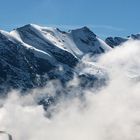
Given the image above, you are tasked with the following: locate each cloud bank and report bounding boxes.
[0,40,140,140]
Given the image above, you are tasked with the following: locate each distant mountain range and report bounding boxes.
[0,24,139,95]
[105,34,140,47]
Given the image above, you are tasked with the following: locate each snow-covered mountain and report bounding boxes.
[1,23,140,96]
[0,24,110,94]
[1,23,140,111]
[11,24,111,58]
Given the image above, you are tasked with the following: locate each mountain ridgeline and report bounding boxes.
[0,24,139,95]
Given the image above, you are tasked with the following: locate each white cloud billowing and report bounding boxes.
[0,40,140,140]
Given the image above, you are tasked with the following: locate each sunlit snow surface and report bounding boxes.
[10,24,111,58]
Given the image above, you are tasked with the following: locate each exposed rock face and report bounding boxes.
[0,24,110,94]
[105,37,128,48]
[1,24,139,110]
[105,34,140,47]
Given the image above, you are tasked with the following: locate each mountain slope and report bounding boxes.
[11,24,111,58]
[0,24,110,94]
[105,33,140,47]
[0,30,56,93]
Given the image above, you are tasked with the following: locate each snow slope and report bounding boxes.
[11,24,111,58]
[0,24,111,93]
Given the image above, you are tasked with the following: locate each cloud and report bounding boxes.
[0,40,140,140]
[43,24,124,32]
[92,25,124,31]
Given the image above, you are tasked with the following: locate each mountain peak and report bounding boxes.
[80,26,93,32]
[129,34,140,40]
[105,33,140,47]
[0,23,113,93]
[9,23,111,58]
[68,26,96,36]
[16,23,41,31]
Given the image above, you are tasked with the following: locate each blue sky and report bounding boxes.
[0,0,140,38]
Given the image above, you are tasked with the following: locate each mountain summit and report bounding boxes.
[0,24,139,94]
[0,24,111,93]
